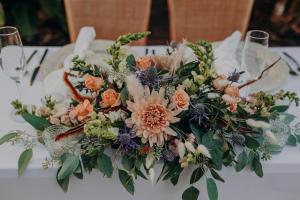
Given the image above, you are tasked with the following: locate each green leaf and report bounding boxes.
[252,157,263,177]
[126,54,136,71]
[210,169,224,183]
[170,174,180,186]
[245,135,260,149]
[190,167,204,184]
[56,167,69,193]
[73,162,83,180]
[118,169,134,195]
[296,135,300,143]
[235,151,248,172]
[18,148,33,176]
[270,105,289,112]
[287,134,297,146]
[0,132,18,145]
[136,169,148,180]
[207,178,218,200]
[237,104,248,116]
[190,122,202,143]
[210,148,223,170]
[97,153,113,178]
[182,186,199,200]
[282,113,296,124]
[21,113,51,131]
[122,154,135,171]
[58,155,79,180]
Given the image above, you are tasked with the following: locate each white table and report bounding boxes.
[0,46,300,200]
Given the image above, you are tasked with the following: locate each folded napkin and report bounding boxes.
[63,27,96,72]
[213,31,241,76]
[44,27,96,100]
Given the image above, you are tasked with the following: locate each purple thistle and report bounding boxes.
[190,103,208,125]
[117,127,139,152]
[163,150,176,162]
[227,69,245,83]
[135,66,174,89]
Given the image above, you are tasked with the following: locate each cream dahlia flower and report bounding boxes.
[125,81,181,146]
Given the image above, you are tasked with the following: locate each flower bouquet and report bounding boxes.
[2,32,300,200]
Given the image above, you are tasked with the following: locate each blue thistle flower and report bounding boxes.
[135,66,174,89]
[190,103,208,125]
[117,127,139,152]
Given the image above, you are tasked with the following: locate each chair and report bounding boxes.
[167,0,254,42]
[64,0,152,45]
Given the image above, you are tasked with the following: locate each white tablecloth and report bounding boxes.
[0,46,300,200]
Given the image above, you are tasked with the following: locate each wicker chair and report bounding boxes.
[167,0,254,42]
[64,0,152,45]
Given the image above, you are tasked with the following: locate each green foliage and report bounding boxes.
[207,178,218,200]
[107,32,150,70]
[18,148,33,176]
[118,169,134,195]
[21,113,51,131]
[56,166,70,193]
[182,186,199,200]
[97,153,113,177]
[235,151,248,172]
[57,154,80,180]
[0,132,18,145]
[190,167,204,184]
[287,134,297,146]
[210,169,224,183]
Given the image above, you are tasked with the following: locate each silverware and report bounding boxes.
[145,48,149,55]
[283,51,300,71]
[30,48,49,86]
[24,50,38,75]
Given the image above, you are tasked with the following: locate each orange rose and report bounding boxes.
[100,89,121,108]
[136,57,152,70]
[84,75,104,91]
[172,89,190,110]
[69,99,93,121]
[225,85,240,98]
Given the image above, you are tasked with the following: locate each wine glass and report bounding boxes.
[0,26,26,122]
[241,30,269,96]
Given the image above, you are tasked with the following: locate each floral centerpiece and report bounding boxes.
[2,32,300,200]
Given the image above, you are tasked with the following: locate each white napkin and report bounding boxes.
[63,27,96,72]
[213,31,241,76]
[43,27,96,100]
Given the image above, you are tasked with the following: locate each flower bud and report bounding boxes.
[185,141,196,153]
[177,142,186,159]
[196,144,211,158]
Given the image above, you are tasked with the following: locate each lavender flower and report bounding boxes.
[190,103,208,125]
[117,127,139,152]
[135,66,174,89]
[163,150,176,162]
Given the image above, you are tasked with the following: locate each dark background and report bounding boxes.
[0,0,299,46]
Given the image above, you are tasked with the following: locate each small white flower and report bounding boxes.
[51,104,68,118]
[196,144,211,158]
[185,141,196,153]
[222,94,235,104]
[246,119,271,129]
[177,142,186,159]
[107,127,119,137]
[97,112,106,121]
[105,110,126,123]
[207,93,220,99]
[149,168,155,185]
[265,130,278,145]
[146,153,155,169]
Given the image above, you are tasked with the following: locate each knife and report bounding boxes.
[283,51,300,71]
[24,49,38,75]
[30,48,48,86]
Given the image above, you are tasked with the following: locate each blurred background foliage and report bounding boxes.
[0,0,299,46]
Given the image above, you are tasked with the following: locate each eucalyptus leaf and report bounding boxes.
[244,135,260,149]
[210,169,224,183]
[270,105,289,113]
[0,132,18,145]
[182,186,199,200]
[118,169,134,195]
[56,167,70,193]
[235,151,248,172]
[252,157,263,177]
[286,134,297,146]
[190,167,204,184]
[58,155,79,180]
[190,122,202,143]
[207,178,218,200]
[21,113,51,131]
[122,154,135,171]
[18,148,33,176]
[97,153,113,177]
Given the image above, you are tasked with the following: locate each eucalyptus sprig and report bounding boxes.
[107,32,150,70]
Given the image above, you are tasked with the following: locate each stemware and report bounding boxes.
[0,26,26,122]
[241,30,269,95]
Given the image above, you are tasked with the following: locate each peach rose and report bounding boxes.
[136,57,152,70]
[225,85,240,98]
[100,89,121,108]
[172,89,190,110]
[213,75,229,90]
[228,102,237,112]
[84,75,104,91]
[69,99,93,121]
